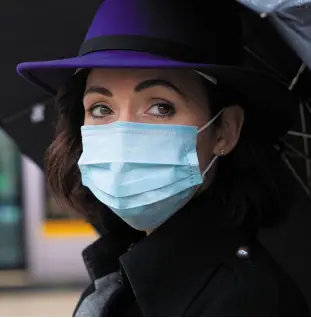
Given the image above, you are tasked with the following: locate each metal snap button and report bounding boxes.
[236,246,250,260]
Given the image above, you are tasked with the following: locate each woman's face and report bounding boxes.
[83,68,243,174]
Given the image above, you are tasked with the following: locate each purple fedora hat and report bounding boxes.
[17,0,298,139]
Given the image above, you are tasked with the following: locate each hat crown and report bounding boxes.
[82,0,242,65]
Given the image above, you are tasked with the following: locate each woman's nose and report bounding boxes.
[118,104,138,122]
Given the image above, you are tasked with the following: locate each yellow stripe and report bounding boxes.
[42,219,97,237]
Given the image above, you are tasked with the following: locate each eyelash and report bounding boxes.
[149,103,176,119]
[87,104,112,120]
[87,103,176,120]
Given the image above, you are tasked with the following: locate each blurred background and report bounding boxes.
[0,128,98,316]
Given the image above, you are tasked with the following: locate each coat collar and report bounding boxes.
[83,193,254,316]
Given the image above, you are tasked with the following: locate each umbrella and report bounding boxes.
[1,99,55,170]
[238,0,311,70]
[235,0,311,197]
[0,0,102,168]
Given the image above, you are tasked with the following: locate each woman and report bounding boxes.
[17,0,309,316]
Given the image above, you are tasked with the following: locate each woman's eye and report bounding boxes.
[147,103,175,118]
[89,104,112,118]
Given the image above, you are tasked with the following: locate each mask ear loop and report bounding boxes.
[198,108,226,178]
[198,108,226,134]
[192,155,219,197]
[190,127,222,198]
[202,155,219,178]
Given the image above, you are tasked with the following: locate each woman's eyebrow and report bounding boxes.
[84,86,112,98]
[134,78,187,98]
[83,78,187,99]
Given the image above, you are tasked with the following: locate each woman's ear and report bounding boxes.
[213,105,244,156]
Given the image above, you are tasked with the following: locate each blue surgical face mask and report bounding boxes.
[78,109,224,231]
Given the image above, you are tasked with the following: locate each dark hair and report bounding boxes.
[201,79,293,230]
[45,69,293,236]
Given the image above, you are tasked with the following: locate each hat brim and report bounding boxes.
[17,50,298,140]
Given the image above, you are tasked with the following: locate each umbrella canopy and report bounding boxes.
[237,0,311,196]
[0,0,102,168]
[239,0,311,71]
[1,99,54,170]
[0,0,102,123]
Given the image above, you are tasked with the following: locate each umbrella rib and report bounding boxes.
[305,102,311,115]
[281,153,311,197]
[289,63,306,91]
[299,101,311,185]
[281,139,311,162]
[1,101,48,125]
[1,106,33,125]
[287,131,311,139]
[243,45,288,84]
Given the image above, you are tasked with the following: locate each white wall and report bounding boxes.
[22,157,97,284]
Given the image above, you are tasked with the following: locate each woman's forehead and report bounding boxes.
[85,68,199,87]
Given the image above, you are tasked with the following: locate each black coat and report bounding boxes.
[73,196,309,317]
